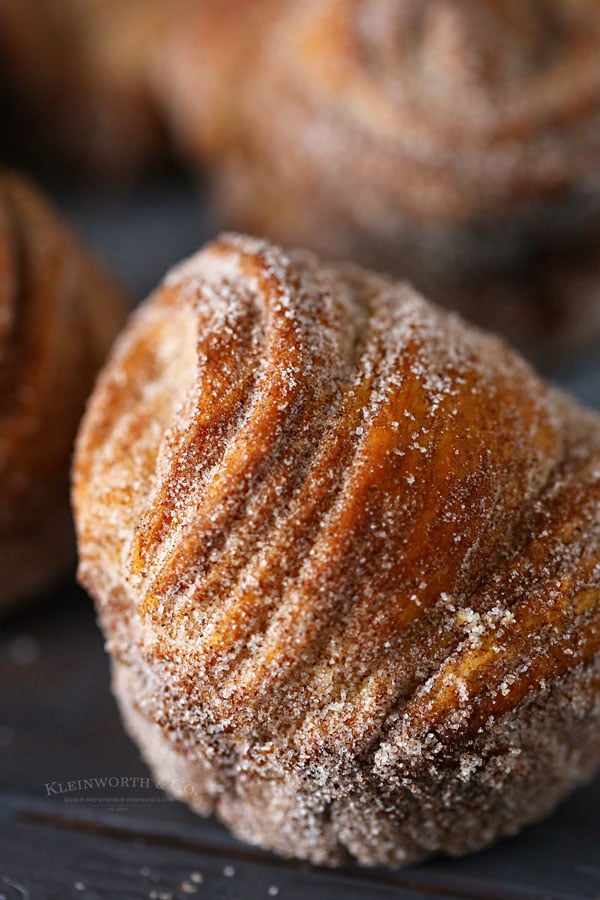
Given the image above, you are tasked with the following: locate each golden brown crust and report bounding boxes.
[158,0,600,357]
[0,171,126,612]
[74,234,600,866]
[0,0,189,177]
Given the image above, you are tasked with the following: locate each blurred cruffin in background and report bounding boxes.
[0,0,193,179]
[1,0,600,359]
[156,0,600,361]
[0,169,127,614]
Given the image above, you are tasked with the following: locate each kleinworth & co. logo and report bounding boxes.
[43,775,196,812]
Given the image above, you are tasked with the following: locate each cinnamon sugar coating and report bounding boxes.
[0,171,126,613]
[157,0,600,357]
[74,234,600,866]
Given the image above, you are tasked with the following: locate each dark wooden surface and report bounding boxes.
[1,181,600,900]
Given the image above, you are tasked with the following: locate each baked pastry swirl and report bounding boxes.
[158,0,600,357]
[74,234,600,867]
[1,171,126,613]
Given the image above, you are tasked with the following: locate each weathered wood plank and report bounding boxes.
[0,793,582,900]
